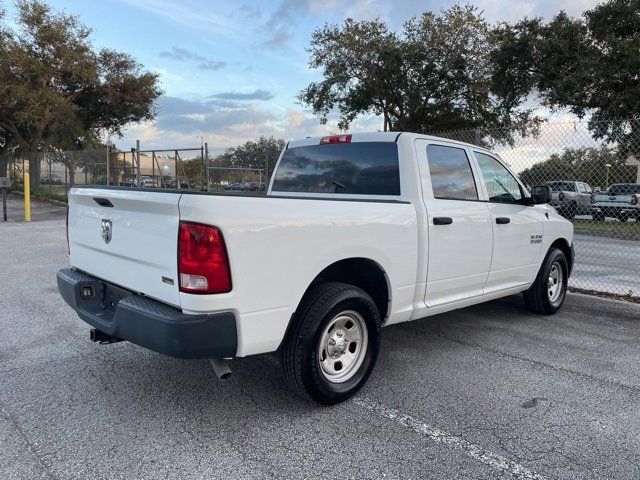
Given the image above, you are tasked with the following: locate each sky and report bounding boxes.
[6,0,604,155]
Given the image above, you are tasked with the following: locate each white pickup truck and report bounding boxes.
[57,132,574,404]
[591,183,640,221]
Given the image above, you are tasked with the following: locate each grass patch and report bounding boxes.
[572,218,640,240]
[11,188,68,203]
[32,189,68,203]
[569,287,640,304]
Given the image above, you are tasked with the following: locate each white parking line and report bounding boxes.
[353,397,545,480]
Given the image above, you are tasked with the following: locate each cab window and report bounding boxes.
[271,142,400,195]
[475,152,523,203]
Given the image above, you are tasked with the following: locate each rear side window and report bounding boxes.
[547,181,576,192]
[426,145,478,200]
[271,142,400,195]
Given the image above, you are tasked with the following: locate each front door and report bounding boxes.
[472,151,544,293]
[416,141,493,307]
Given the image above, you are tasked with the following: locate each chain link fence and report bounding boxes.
[0,149,110,201]
[432,119,640,300]
[0,143,271,197]
[0,145,210,199]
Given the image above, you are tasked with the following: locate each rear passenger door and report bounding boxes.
[472,152,544,293]
[416,141,493,307]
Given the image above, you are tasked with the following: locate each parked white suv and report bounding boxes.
[57,132,574,404]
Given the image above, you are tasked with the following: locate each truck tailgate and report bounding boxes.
[68,188,182,307]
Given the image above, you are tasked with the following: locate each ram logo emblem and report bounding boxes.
[101,219,112,244]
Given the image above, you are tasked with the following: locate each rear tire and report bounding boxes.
[593,211,605,221]
[523,248,568,315]
[563,202,577,220]
[281,282,381,405]
[616,212,629,223]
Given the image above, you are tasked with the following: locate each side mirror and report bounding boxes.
[530,185,552,205]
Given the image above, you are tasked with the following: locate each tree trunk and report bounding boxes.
[67,162,75,187]
[29,152,42,191]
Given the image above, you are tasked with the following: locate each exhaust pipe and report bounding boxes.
[209,358,232,380]
[90,328,123,344]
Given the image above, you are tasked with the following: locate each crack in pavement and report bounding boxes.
[0,404,59,480]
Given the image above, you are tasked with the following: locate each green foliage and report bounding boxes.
[519,147,636,188]
[210,136,285,183]
[0,0,161,185]
[298,5,540,144]
[493,0,640,154]
[180,157,205,184]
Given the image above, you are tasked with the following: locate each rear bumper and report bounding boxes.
[591,206,637,216]
[56,268,237,359]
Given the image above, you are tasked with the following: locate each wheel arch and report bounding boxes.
[549,237,574,276]
[305,257,390,320]
[277,257,391,351]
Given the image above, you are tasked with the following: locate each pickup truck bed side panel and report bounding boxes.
[178,195,418,356]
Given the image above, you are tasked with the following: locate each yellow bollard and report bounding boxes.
[24,172,31,222]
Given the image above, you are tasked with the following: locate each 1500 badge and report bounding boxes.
[530,234,543,244]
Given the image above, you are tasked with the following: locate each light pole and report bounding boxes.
[106,139,113,186]
[605,163,611,190]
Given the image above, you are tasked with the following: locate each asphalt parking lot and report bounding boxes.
[2,201,640,479]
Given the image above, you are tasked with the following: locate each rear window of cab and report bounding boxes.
[271,142,400,195]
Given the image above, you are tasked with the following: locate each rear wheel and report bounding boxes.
[523,248,568,315]
[593,211,605,221]
[616,212,630,222]
[559,205,575,220]
[281,282,381,405]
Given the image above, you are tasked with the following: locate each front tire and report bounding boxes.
[281,282,381,405]
[523,248,568,315]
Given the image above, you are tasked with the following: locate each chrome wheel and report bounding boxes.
[547,261,564,304]
[318,310,368,383]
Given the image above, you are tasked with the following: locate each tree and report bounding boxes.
[180,157,205,185]
[298,5,539,144]
[519,147,636,189]
[210,136,285,184]
[493,0,640,155]
[0,0,161,187]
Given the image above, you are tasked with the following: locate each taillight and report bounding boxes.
[178,222,231,294]
[632,194,638,206]
[558,192,565,201]
[66,206,70,254]
[320,134,352,144]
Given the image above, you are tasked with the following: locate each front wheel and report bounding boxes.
[523,248,568,315]
[281,282,381,405]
